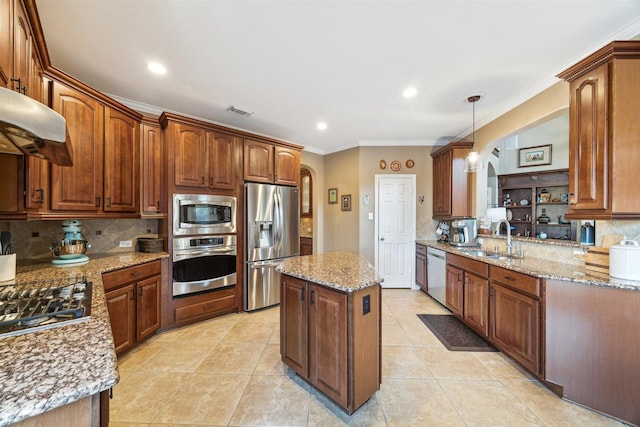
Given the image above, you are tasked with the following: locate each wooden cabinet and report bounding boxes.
[280,274,380,414]
[0,153,23,214]
[498,169,576,241]
[5,0,40,95]
[141,120,165,215]
[300,168,312,217]
[430,141,473,219]
[173,287,236,325]
[415,243,428,293]
[48,80,141,215]
[300,237,312,256]
[172,122,238,190]
[103,260,162,355]
[558,40,640,219]
[104,106,139,212]
[445,265,463,317]
[464,272,489,337]
[0,0,12,88]
[244,139,300,186]
[50,81,104,212]
[489,266,541,376]
[447,253,489,337]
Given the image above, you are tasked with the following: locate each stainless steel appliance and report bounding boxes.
[245,183,299,311]
[0,276,92,338]
[449,218,478,247]
[427,247,447,306]
[172,235,237,297]
[0,86,73,166]
[173,194,236,236]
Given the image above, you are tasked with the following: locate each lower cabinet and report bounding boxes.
[415,243,428,293]
[280,274,380,414]
[103,260,162,355]
[463,272,489,337]
[489,266,541,376]
[300,237,313,256]
[445,265,463,317]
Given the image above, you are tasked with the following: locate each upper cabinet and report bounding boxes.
[164,115,241,192]
[2,0,41,96]
[431,141,473,219]
[558,41,640,219]
[140,119,165,216]
[244,139,300,186]
[104,106,139,213]
[300,168,312,217]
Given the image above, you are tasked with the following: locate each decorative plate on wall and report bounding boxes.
[406,159,415,169]
[390,160,401,172]
[379,160,386,170]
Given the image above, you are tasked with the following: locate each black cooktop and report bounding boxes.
[0,277,92,338]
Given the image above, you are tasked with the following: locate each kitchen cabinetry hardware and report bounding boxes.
[300,288,305,301]
[11,77,22,93]
[96,197,101,207]
[310,289,315,304]
[34,189,44,203]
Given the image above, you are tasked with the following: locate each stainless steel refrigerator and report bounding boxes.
[245,183,299,311]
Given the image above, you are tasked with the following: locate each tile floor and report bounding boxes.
[110,289,625,427]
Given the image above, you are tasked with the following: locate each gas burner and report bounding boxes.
[0,276,92,338]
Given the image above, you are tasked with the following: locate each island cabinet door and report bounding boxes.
[309,284,348,409]
[105,284,136,354]
[280,275,308,377]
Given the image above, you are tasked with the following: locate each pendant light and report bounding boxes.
[464,95,483,173]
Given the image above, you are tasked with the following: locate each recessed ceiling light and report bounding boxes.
[147,62,166,75]
[316,122,327,130]
[403,86,417,98]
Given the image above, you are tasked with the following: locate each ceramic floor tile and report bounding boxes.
[222,320,278,343]
[396,315,448,347]
[381,321,412,346]
[139,342,214,373]
[196,341,266,374]
[502,380,626,426]
[116,338,167,372]
[228,374,311,426]
[377,378,465,427]
[307,388,387,427]
[110,371,191,423]
[439,379,545,426]
[153,373,251,425]
[253,343,291,375]
[382,345,434,378]
[239,306,280,323]
[416,346,495,380]
[473,351,535,380]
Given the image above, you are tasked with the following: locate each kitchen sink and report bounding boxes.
[459,248,510,260]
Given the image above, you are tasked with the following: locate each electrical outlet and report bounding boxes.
[119,240,132,248]
[368,212,374,220]
[362,295,370,315]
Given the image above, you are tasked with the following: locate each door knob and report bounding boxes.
[380,237,385,241]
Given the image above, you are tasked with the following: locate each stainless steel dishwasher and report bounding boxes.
[426,247,446,306]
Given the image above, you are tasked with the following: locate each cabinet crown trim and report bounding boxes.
[557,40,640,81]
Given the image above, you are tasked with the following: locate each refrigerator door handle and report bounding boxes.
[249,261,281,269]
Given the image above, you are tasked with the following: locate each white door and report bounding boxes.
[375,175,416,288]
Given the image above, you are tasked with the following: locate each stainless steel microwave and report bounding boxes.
[173,194,237,236]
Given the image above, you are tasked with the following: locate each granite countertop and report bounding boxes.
[416,240,640,292]
[0,252,168,426]
[278,252,383,292]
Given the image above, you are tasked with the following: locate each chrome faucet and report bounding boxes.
[495,219,513,255]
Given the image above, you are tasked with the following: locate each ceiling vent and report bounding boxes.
[225,105,254,117]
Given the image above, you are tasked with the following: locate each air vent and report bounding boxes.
[225,105,254,117]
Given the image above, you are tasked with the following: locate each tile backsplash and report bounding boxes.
[4,219,160,260]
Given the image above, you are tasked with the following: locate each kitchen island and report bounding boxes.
[278,252,382,414]
[417,240,639,426]
[0,252,167,426]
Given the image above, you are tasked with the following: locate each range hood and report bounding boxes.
[0,86,73,166]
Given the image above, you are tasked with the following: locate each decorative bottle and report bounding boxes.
[537,208,550,224]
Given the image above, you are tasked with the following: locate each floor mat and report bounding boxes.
[417,314,498,352]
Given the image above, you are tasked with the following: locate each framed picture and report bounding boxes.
[518,144,552,167]
[328,188,338,204]
[341,194,351,211]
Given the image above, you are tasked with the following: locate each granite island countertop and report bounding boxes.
[0,252,168,426]
[416,240,640,292]
[278,252,383,292]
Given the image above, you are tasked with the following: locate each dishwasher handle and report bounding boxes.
[427,252,445,260]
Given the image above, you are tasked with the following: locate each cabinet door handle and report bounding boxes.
[96,197,101,207]
[129,289,135,300]
[33,189,44,203]
[156,200,160,209]
[22,86,27,96]
[300,288,305,301]
[11,77,22,93]
[201,176,205,185]
[310,290,315,305]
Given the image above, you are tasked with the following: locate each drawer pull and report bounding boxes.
[131,271,143,277]
[504,276,516,281]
